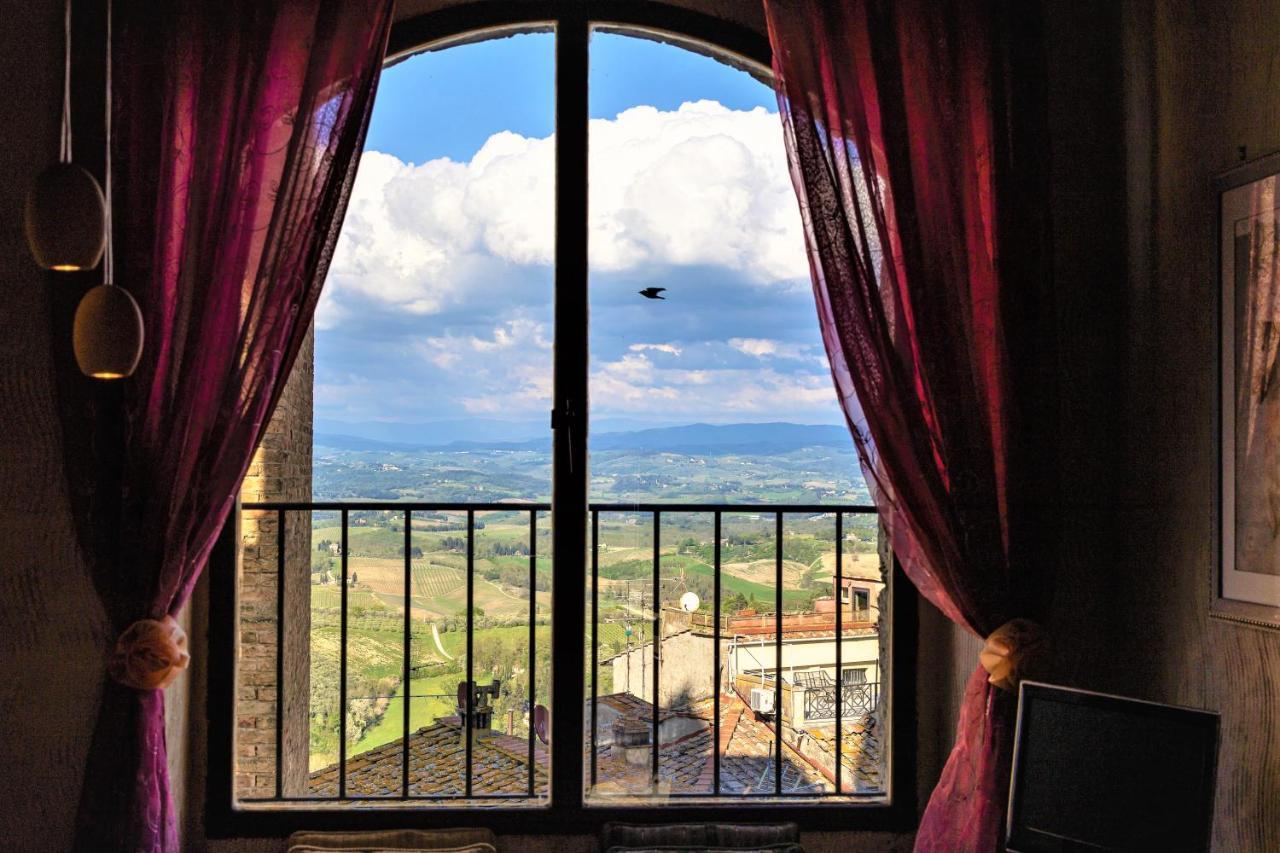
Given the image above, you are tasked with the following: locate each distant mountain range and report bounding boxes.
[315,421,852,455]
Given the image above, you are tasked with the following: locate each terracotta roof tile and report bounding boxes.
[309,698,881,801]
[588,694,833,796]
[309,718,547,800]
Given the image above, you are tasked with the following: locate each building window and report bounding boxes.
[843,668,868,685]
[216,4,909,832]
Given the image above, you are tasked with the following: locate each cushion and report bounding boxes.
[602,823,711,848]
[601,822,803,852]
[289,847,494,853]
[286,828,496,852]
[711,824,800,846]
[603,846,804,853]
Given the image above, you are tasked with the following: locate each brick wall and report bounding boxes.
[236,327,314,799]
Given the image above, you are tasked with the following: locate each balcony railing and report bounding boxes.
[239,500,879,804]
[801,680,880,723]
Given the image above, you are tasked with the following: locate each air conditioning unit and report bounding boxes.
[749,687,775,714]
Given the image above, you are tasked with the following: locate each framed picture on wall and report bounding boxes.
[1216,153,1280,629]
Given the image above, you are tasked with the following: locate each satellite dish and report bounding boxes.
[680,591,700,613]
[533,704,550,745]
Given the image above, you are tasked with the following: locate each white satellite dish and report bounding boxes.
[679,591,700,613]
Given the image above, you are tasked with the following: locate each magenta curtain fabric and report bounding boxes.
[63,2,392,850]
[764,1,1052,850]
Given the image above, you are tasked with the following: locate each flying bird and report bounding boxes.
[638,287,667,300]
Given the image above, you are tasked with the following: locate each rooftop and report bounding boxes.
[307,692,882,799]
[309,717,548,799]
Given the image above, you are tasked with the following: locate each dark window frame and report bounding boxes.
[206,0,918,838]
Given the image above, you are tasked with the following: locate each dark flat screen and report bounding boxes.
[1007,683,1219,853]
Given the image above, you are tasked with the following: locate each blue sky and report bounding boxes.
[317,31,843,437]
[368,33,777,162]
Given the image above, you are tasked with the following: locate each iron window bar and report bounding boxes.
[651,510,661,790]
[275,509,285,799]
[465,509,475,798]
[590,509,599,790]
[712,510,721,796]
[339,507,349,799]
[402,509,411,798]
[528,510,538,798]
[835,510,842,793]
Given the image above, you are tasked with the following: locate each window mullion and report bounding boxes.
[550,10,590,814]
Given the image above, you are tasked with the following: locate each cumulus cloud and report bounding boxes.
[317,100,807,328]
[313,100,848,428]
[587,102,806,283]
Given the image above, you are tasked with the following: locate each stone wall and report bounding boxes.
[236,326,315,798]
[611,631,716,707]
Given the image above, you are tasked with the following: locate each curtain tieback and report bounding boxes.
[979,618,1046,692]
[108,614,190,691]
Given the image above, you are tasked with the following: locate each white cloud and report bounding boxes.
[313,100,848,427]
[468,318,551,352]
[588,101,805,283]
[731,337,779,357]
[416,317,550,368]
[629,342,682,356]
[459,360,555,415]
[318,101,807,326]
[583,350,834,419]
[728,337,812,360]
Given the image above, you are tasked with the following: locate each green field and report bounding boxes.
[307,577,554,770]
[596,551,819,612]
[413,560,465,598]
[298,439,877,773]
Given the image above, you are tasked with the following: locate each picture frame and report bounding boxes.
[1215,152,1280,629]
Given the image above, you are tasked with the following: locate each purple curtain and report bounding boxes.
[62,2,392,849]
[764,1,1052,850]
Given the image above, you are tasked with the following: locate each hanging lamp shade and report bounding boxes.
[73,284,144,379]
[25,162,106,271]
[28,0,106,272]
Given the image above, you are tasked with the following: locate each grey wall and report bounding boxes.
[1108,2,1280,848]
[0,1,107,850]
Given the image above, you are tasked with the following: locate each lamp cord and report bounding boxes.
[60,0,71,163]
[103,0,113,285]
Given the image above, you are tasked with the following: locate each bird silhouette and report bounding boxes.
[638,287,667,300]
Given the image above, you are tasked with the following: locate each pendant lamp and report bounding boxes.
[25,0,106,272]
[73,0,143,381]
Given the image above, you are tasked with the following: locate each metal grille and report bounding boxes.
[238,501,880,803]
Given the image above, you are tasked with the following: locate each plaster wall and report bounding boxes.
[0,2,108,851]
[1101,2,1280,848]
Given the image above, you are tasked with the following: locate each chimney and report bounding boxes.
[505,709,515,736]
[457,679,502,731]
[611,717,652,767]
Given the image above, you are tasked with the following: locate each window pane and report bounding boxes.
[584,29,885,805]
[234,29,554,808]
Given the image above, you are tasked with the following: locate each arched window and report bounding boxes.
[216,3,911,835]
